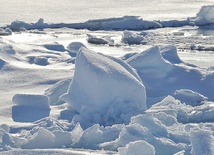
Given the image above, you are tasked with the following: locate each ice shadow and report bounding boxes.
[12,105,50,122]
[12,94,50,122]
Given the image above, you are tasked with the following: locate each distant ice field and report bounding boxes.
[0,0,213,26]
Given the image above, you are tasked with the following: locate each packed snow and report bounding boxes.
[1,3,214,155]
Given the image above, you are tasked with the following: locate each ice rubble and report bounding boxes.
[2,5,214,154]
[1,43,214,154]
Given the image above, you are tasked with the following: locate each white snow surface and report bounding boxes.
[1,4,214,155]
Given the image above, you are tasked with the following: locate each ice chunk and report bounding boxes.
[0,124,9,133]
[87,34,114,45]
[21,127,55,149]
[174,89,208,106]
[130,114,168,137]
[52,131,72,147]
[61,47,146,125]
[67,42,86,57]
[118,140,155,155]
[43,43,65,52]
[12,94,50,109]
[34,57,49,66]
[121,31,147,45]
[195,5,214,25]
[70,123,83,144]
[126,46,172,78]
[0,28,12,35]
[44,78,71,105]
[12,94,50,122]
[160,45,182,64]
[8,18,48,31]
[190,128,214,155]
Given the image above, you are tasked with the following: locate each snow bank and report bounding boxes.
[12,94,50,122]
[61,47,146,126]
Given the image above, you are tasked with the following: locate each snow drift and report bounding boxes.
[61,47,147,127]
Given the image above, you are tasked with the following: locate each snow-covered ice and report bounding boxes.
[1,2,214,155]
[60,47,146,127]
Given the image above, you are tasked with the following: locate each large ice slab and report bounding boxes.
[61,47,146,126]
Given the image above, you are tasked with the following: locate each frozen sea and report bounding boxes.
[1,1,214,155]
